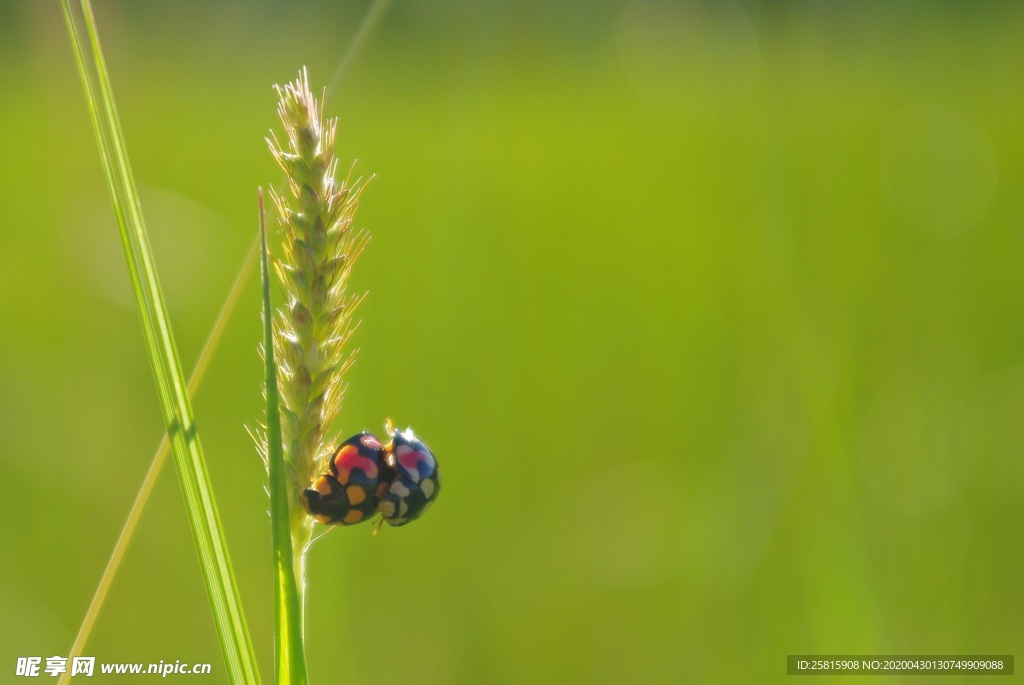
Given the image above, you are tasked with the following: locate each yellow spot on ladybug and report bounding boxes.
[420,478,435,500]
[335,468,351,485]
[336,444,359,459]
[347,485,366,505]
[314,514,331,524]
[313,476,333,497]
[343,509,363,524]
[380,501,396,517]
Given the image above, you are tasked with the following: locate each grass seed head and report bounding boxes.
[267,67,370,545]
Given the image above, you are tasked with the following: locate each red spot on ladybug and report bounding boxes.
[397,447,426,474]
[334,445,379,480]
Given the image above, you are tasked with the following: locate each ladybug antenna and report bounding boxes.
[382,417,397,456]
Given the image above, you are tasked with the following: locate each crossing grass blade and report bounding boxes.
[326,0,392,97]
[60,1,262,683]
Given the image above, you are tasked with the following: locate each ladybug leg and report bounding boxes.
[371,514,386,537]
[310,526,333,545]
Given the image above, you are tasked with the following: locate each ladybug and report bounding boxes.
[377,419,441,527]
[301,432,384,525]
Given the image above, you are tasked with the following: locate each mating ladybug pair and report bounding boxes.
[301,419,440,529]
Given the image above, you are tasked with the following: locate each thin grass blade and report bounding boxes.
[326,0,391,98]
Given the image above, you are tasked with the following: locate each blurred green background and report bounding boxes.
[2,1,1024,682]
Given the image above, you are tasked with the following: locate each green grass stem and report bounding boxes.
[260,189,309,685]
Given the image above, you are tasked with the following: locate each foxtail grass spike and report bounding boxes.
[266,67,371,583]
